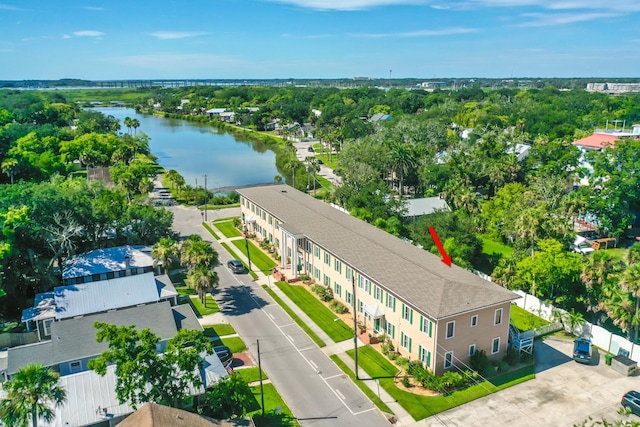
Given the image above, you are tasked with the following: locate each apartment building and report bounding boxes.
[238,185,518,375]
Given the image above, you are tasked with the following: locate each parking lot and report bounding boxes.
[422,336,640,426]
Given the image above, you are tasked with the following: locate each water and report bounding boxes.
[95,107,279,190]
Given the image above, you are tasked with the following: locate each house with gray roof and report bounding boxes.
[21,272,178,340]
[403,196,451,218]
[238,184,518,375]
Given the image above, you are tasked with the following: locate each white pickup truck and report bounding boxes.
[573,235,595,254]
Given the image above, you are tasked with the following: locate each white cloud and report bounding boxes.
[73,30,105,37]
[351,27,478,37]
[513,11,619,27]
[147,31,210,40]
[264,0,428,11]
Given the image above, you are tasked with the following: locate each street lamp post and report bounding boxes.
[203,174,208,222]
[244,225,252,271]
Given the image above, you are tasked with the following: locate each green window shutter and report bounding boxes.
[427,350,431,367]
[392,324,395,339]
[419,316,423,331]
[410,310,413,324]
[402,303,405,318]
[418,345,423,360]
[409,338,412,353]
[429,320,433,337]
[393,298,396,311]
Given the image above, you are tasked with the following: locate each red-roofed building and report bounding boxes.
[572,133,619,151]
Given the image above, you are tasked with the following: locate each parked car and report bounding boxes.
[315,159,323,165]
[307,146,314,152]
[213,345,233,368]
[572,235,595,255]
[227,259,245,274]
[622,391,640,416]
[573,337,593,364]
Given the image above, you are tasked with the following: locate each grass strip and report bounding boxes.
[250,383,300,427]
[213,216,238,223]
[261,285,326,348]
[188,295,220,316]
[232,239,277,274]
[510,304,549,332]
[202,222,220,240]
[210,336,247,353]
[330,355,393,414]
[275,281,353,343]
[235,366,269,384]
[202,323,236,337]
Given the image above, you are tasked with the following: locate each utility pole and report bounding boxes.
[352,274,359,380]
[257,339,265,417]
[195,178,198,206]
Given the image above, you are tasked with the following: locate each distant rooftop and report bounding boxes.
[403,197,450,217]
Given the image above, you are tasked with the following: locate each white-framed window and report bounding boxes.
[334,282,342,297]
[314,245,320,258]
[494,308,503,325]
[324,252,331,265]
[444,351,454,369]
[363,278,371,294]
[471,314,478,327]
[323,274,330,286]
[446,321,455,339]
[469,344,476,357]
[69,360,82,373]
[418,345,431,367]
[373,285,383,302]
[386,294,396,311]
[420,316,433,337]
[358,300,364,314]
[43,318,53,336]
[314,267,320,280]
[400,332,412,351]
[492,337,501,354]
[306,241,312,252]
[402,304,413,324]
[346,266,353,280]
[385,321,395,339]
[345,291,353,306]
[334,259,342,273]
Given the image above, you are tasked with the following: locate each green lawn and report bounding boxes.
[330,355,393,414]
[209,336,247,353]
[215,220,243,238]
[605,247,628,261]
[348,345,535,420]
[250,383,299,427]
[187,295,220,316]
[232,239,277,274]
[202,323,236,338]
[479,234,514,257]
[262,285,326,347]
[275,281,353,343]
[235,367,268,384]
[175,286,196,297]
[510,304,549,332]
[213,216,238,223]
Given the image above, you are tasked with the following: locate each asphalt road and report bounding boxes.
[169,205,390,427]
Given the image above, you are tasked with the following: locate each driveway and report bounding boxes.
[421,336,639,426]
[293,140,341,186]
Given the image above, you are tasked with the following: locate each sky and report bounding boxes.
[0,0,639,80]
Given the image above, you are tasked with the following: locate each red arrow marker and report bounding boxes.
[428,226,452,267]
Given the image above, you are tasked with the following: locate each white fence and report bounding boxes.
[512,290,640,363]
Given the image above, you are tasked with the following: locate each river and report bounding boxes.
[95,107,279,191]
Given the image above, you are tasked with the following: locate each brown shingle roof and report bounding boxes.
[238,185,518,319]
[117,402,251,427]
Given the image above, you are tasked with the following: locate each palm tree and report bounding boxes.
[514,207,542,256]
[388,142,416,196]
[131,118,140,135]
[626,243,640,266]
[600,287,636,340]
[620,263,640,342]
[0,364,66,427]
[1,157,18,184]
[152,237,179,275]
[180,235,219,272]
[580,250,622,314]
[123,117,133,135]
[274,175,283,184]
[186,265,219,306]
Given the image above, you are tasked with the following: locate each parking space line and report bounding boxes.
[335,389,346,400]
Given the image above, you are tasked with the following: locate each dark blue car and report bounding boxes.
[573,338,592,364]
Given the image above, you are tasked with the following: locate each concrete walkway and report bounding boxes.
[207,219,416,426]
